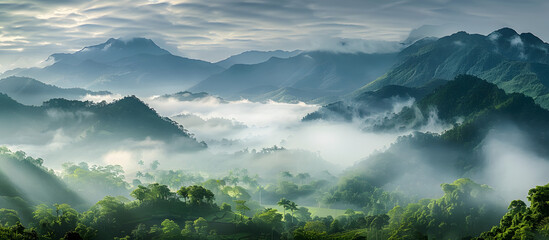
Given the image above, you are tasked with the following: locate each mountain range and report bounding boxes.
[0,76,110,106]
[1,38,224,95]
[190,51,398,103]
[215,50,302,68]
[357,28,549,108]
[2,27,549,108]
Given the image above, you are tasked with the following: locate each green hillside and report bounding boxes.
[358,28,549,109]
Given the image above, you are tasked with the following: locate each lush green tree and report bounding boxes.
[476,183,549,239]
[180,221,195,238]
[75,223,96,240]
[0,222,38,240]
[234,200,250,222]
[53,204,79,237]
[187,186,214,205]
[61,163,129,203]
[148,183,173,200]
[130,185,150,202]
[32,204,55,236]
[193,217,208,236]
[294,207,312,222]
[131,223,148,240]
[288,201,298,223]
[277,198,291,219]
[160,219,181,240]
[253,208,283,231]
[221,203,232,212]
[387,178,503,240]
[177,186,189,203]
[303,221,327,233]
[293,227,327,240]
[80,196,126,238]
[0,209,20,226]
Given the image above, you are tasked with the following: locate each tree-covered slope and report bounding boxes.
[0,76,110,106]
[381,75,549,147]
[476,183,549,239]
[0,148,84,223]
[358,28,549,109]
[303,81,442,122]
[331,75,549,214]
[0,94,205,148]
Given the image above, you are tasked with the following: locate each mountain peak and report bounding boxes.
[488,27,519,40]
[78,37,170,55]
[51,37,171,64]
[495,27,518,36]
[520,32,544,45]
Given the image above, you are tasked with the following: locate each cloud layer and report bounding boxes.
[0,0,548,72]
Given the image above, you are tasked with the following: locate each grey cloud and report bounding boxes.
[0,0,548,72]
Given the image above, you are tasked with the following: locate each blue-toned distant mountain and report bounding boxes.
[0,76,110,105]
[1,38,224,95]
[358,28,549,108]
[215,50,302,68]
[190,51,398,103]
[153,90,226,103]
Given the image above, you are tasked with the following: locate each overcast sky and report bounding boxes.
[0,0,548,72]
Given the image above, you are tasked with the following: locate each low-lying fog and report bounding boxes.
[6,92,548,203]
[5,93,420,178]
[146,95,404,167]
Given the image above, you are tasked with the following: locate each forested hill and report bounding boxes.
[382,75,549,148]
[0,148,84,224]
[0,94,205,148]
[358,28,549,109]
[0,76,110,106]
[326,75,549,223]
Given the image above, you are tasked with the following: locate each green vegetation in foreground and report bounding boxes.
[0,148,549,240]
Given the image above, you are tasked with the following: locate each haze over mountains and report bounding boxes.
[2,27,549,107]
[0,76,110,106]
[2,26,549,239]
[359,28,549,108]
[215,50,303,69]
[191,51,398,103]
[1,38,224,95]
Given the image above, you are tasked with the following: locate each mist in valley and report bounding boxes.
[1,3,549,237]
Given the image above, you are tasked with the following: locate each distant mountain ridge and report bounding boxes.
[358,28,549,108]
[1,38,224,95]
[0,76,110,105]
[51,37,171,64]
[153,91,225,103]
[215,50,302,68]
[191,51,398,103]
